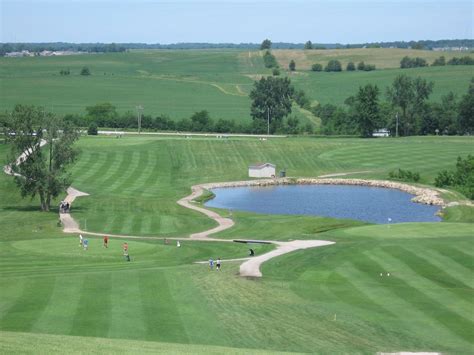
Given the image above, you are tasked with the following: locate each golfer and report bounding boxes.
[83,238,88,251]
[216,257,221,271]
[209,258,214,270]
[79,234,83,247]
[103,235,109,248]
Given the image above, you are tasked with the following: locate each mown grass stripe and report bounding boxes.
[138,271,189,342]
[351,254,473,343]
[0,276,55,332]
[71,273,112,337]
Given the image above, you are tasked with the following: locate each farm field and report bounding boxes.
[1,49,472,122]
[0,135,473,353]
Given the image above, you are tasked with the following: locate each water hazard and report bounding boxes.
[205,185,441,224]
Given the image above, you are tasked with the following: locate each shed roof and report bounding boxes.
[248,162,276,169]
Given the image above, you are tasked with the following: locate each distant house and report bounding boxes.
[248,163,276,178]
[373,129,390,137]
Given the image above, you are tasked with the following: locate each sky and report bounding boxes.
[1,0,473,44]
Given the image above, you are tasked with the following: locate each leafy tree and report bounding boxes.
[260,39,272,50]
[432,56,446,66]
[346,62,356,71]
[428,92,458,135]
[6,105,79,211]
[386,75,434,135]
[289,60,296,71]
[293,90,310,109]
[284,116,301,134]
[311,63,323,71]
[304,41,313,50]
[353,84,380,137]
[357,61,365,70]
[458,78,474,134]
[80,67,91,75]
[249,77,294,135]
[263,50,277,68]
[190,110,213,132]
[325,60,342,72]
[272,68,280,76]
[85,103,118,127]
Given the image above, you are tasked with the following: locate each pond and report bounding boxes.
[205,185,441,224]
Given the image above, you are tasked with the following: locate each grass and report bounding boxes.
[1,135,473,353]
[65,135,473,237]
[1,49,472,122]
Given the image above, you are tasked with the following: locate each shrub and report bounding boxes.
[263,50,277,68]
[289,60,296,71]
[432,56,446,66]
[272,68,280,76]
[87,122,98,135]
[325,60,342,72]
[447,56,474,65]
[434,170,454,187]
[357,61,365,70]
[311,63,323,72]
[80,67,91,75]
[363,64,376,71]
[388,168,420,182]
[346,62,356,71]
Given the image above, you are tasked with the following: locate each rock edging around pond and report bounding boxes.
[196,177,445,207]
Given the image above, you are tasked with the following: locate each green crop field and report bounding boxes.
[1,135,473,353]
[1,49,472,124]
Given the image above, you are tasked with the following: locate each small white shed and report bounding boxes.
[248,163,276,178]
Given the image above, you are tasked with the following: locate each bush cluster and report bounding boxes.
[388,168,421,182]
[263,51,278,68]
[400,56,428,68]
[435,155,473,199]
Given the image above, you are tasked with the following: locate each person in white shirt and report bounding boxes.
[79,234,83,247]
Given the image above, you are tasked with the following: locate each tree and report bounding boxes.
[190,110,213,132]
[6,105,79,211]
[260,39,272,50]
[346,62,356,71]
[458,78,474,134]
[386,75,434,136]
[357,61,365,70]
[87,122,98,135]
[353,84,380,137]
[311,63,323,71]
[304,41,313,50]
[263,50,277,68]
[80,67,91,75]
[325,60,342,72]
[249,77,294,135]
[85,102,118,127]
[289,60,296,71]
[272,68,280,76]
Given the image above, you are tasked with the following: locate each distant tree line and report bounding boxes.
[0,42,126,55]
[61,103,312,136]
[314,76,474,137]
[2,39,472,55]
[401,55,474,68]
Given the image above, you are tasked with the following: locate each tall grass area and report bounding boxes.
[0,136,473,353]
[1,49,472,122]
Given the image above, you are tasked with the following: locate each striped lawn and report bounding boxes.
[69,135,473,237]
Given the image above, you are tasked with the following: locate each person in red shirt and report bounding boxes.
[103,236,109,248]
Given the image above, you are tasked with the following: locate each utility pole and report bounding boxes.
[136,105,143,134]
[395,112,399,138]
[267,109,270,136]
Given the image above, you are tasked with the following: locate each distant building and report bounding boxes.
[248,163,276,178]
[373,129,390,137]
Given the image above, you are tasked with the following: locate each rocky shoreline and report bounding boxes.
[197,177,446,207]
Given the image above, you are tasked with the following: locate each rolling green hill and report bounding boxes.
[1,49,472,124]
